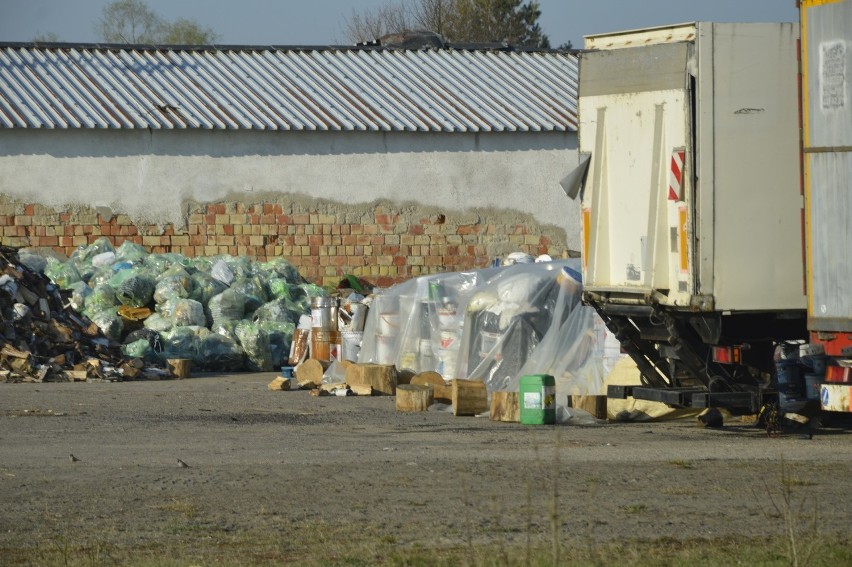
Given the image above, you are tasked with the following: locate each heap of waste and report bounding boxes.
[18,237,329,376]
[1,245,127,381]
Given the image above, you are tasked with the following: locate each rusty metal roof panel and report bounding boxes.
[0,44,578,132]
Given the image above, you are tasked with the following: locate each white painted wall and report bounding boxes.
[0,129,580,249]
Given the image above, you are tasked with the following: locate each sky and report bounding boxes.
[0,0,800,49]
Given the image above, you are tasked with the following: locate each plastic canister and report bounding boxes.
[519,374,556,425]
[311,296,339,331]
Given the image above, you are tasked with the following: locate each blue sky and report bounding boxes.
[1,0,800,48]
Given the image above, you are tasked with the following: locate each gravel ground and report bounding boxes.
[1,372,851,560]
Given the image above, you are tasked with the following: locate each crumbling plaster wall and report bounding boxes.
[0,128,580,285]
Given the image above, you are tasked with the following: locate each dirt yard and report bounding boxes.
[1,373,851,564]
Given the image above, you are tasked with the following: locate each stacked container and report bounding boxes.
[310,296,341,361]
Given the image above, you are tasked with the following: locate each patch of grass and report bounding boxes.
[624,503,648,514]
[669,459,695,469]
[6,535,852,567]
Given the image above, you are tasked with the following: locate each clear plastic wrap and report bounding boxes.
[358,260,608,413]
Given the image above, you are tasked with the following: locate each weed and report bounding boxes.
[624,504,648,514]
[669,459,694,469]
[753,457,820,567]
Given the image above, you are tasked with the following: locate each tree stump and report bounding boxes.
[395,384,434,412]
[412,371,450,404]
[295,359,329,387]
[452,379,488,416]
[490,391,520,422]
[345,363,397,396]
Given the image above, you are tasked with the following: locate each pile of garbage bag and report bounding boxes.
[40,237,327,372]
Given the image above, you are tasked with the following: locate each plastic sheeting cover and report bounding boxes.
[359,260,621,413]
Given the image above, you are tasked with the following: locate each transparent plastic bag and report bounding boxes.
[114,240,148,264]
[154,275,192,304]
[44,257,82,289]
[91,307,124,341]
[189,272,228,306]
[230,277,268,313]
[235,320,272,372]
[197,333,245,371]
[252,298,298,324]
[208,289,246,322]
[116,273,155,307]
[171,299,206,327]
[143,312,173,333]
[84,284,118,315]
[257,320,295,368]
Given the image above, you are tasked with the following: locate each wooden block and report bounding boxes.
[396,384,433,412]
[490,391,520,422]
[167,358,191,379]
[348,383,372,396]
[295,359,329,386]
[120,362,141,379]
[452,379,488,416]
[267,377,291,391]
[411,371,450,403]
[568,395,607,420]
[345,363,397,396]
[65,370,88,382]
[320,382,347,393]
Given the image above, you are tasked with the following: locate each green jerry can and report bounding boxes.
[519,374,556,425]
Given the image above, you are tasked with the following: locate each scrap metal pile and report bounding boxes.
[2,238,328,381]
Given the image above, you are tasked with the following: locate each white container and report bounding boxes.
[341,331,363,362]
[378,312,400,335]
[437,348,458,379]
[376,333,396,365]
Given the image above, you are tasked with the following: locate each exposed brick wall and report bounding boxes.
[0,199,574,287]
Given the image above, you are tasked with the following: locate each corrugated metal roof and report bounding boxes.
[0,44,578,132]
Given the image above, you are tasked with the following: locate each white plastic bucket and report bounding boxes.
[341,331,363,362]
[376,334,396,365]
[378,312,400,335]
